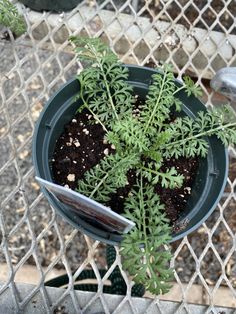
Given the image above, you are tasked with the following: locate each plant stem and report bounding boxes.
[88,43,120,121]
[144,69,167,133]
[173,85,185,95]
[80,92,108,132]
[165,121,236,147]
[89,173,109,198]
[139,174,157,284]
[141,166,160,176]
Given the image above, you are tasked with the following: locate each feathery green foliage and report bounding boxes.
[70,36,134,126]
[140,64,176,135]
[163,105,236,158]
[140,165,184,188]
[0,0,26,36]
[71,37,236,295]
[107,116,151,153]
[182,76,202,98]
[77,153,139,202]
[121,178,173,295]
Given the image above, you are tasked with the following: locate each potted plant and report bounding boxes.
[0,0,26,36]
[33,37,236,294]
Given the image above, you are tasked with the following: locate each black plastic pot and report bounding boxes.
[19,0,81,11]
[33,65,228,246]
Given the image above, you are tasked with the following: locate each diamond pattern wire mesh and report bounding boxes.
[0,0,236,313]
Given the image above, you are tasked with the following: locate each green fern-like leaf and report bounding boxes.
[120,179,173,295]
[162,105,236,158]
[0,0,26,36]
[140,64,176,134]
[77,153,139,203]
[108,116,151,153]
[70,36,117,64]
[182,76,203,98]
[173,97,183,112]
[141,165,184,188]
[70,36,134,126]
[143,149,163,165]
[162,116,209,158]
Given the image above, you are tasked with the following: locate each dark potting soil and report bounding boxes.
[52,108,199,227]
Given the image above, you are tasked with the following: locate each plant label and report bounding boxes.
[35,177,135,234]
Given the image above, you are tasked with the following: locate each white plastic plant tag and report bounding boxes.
[35,177,135,234]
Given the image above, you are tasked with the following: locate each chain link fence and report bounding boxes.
[0,0,236,312]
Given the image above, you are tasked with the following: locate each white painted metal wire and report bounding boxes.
[0,0,236,313]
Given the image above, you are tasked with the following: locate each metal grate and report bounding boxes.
[0,0,236,312]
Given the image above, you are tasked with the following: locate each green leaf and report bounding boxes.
[140,65,176,134]
[0,0,26,36]
[183,76,203,98]
[110,116,150,153]
[70,36,134,126]
[141,165,184,188]
[120,179,173,295]
[162,105,236,158]
[77,152,139,203]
